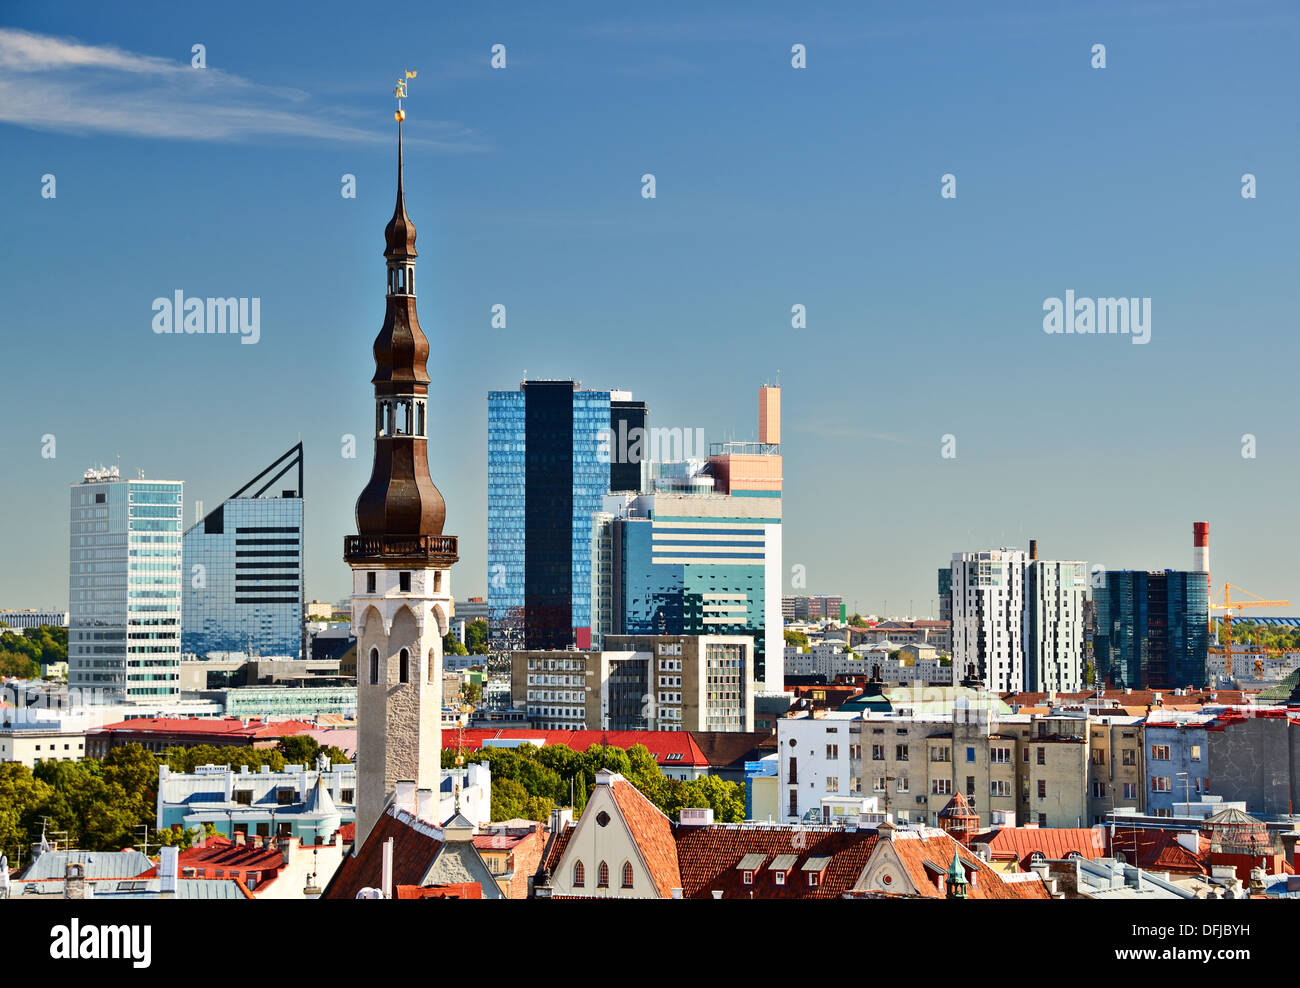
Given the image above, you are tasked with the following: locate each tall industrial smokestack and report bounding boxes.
[1193,522,1211,608]
[1029,539,1038,561]
[1193,522,1209,574]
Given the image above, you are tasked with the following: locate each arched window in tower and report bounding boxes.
[368,647,380,685]
[415,400,426,437]
[394,400,410,436]
[428,647,436,682]
[572,861,585,887]
[399,648,410,684]
[621,861,634,889]
[597,861,609,888]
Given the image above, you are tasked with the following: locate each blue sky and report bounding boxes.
[2,0,1298,617]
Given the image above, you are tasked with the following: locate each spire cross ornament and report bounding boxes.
[393,69,417,122]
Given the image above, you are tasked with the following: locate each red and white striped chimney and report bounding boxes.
[1193,522,1210,592]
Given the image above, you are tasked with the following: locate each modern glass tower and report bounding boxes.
[182,444,305,660]
[69,466,183,698]
[487,381,612,651]
[1093,570,1210,689]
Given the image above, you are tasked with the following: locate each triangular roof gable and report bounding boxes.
[421,842,506,899]
[550,775,679,898]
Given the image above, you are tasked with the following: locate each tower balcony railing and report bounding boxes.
[344,534,459,563]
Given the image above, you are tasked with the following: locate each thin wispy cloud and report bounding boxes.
[0,28,484,149]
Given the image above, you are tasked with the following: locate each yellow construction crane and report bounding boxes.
[1209,583,1290,679]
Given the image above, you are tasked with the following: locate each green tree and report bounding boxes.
[848,613,869,628]
[462,681,483,705]
[465,619,489,655]
[278,734,322,764]
[0,650,39,679]
[784,628,810,652]
[1083,661,1096,686]
[490,777,530,821]
[443,634,469,656]
[0,762,54,861]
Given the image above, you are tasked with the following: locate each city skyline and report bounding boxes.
[3,2,1298,621]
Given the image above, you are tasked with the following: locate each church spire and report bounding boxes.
[345,69,455,554]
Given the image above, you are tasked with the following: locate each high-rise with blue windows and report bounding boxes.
[69,466,183,698]
[1093,569,1210,689]
[488,381,612,651]
[182,444,305,660]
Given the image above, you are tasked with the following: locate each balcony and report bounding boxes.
[343,534,459,565]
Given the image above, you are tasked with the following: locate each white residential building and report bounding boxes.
[950,549,1029,692]
[1025,560,1087,692]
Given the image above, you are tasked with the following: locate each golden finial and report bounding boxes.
[393,69,417,122]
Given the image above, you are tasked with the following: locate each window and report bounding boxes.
[826,777,839,793]
[932,746,951,763]
[1151,776,1171,793]
[991,747,1011,764]
[895,744,909,761]
[1022,747,1030,763]
[826,744,838,759]
[398,648,410,684]
[897,776,909,793]
[278,787,296,805]
[1091,750,1105,765]
[1150,744,1170,760]
[1037,780,1047,799]
[789,757,797,784]
[1036,748,1046,765]
[1092,782,1106,798]
[807,872,820,887]
[849,744,861,760]
[234,790,252,806]
[774,871,786,886]
[597,861,610,888]
[573,861,585,887]
[1037,814,1047,828]
[1190,745,1202,761]
[932,779,952,795]
[872,745,885,761]
[875,777,888,792]
[991,779,1011,797]
[369,647,380,685]
[966,747,975,763]
[1123,782,1138,800]
[622,862,634,889]
[399,571,411,593]
[743,870,753,885]
[366,572,376,594]
[1122,749,1137,766]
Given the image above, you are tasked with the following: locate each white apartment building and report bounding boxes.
[950,549,1086,693]
[1025,560,1087,692]
[950,549,1028,692]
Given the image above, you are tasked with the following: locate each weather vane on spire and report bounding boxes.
[394,69,417,122]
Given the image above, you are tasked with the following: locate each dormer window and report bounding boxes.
[774,871,786,885]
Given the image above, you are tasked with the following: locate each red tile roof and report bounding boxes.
[608,778,682,898]
[971,827,1107,870]
[1110,828,1208,875]
[878,831,1051,900]
[452,729,710,768]
[139,836,285,890]
[674,825,879,899]
[90,717,316,739]
[395,882,482,899]
[322,809,443,900]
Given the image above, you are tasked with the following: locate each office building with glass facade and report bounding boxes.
[488,381,612,651]
[182,445,305,660]
[69,466,183,698]
[1093,569,1210,689]
[608,491,781,691]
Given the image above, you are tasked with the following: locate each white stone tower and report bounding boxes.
[345,80,458,844]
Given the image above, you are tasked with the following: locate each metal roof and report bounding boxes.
[735,853,766,871]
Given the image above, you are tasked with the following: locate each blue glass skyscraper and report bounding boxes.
[1093,569,1209,689]
[488,381,611,651]
[182,445,305,660]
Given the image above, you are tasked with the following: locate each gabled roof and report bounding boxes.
[321,807,443,900]
[137,836,284,888]
[1111,829,1207,875]
[860,830,1050,900]
[607,777,681,897]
